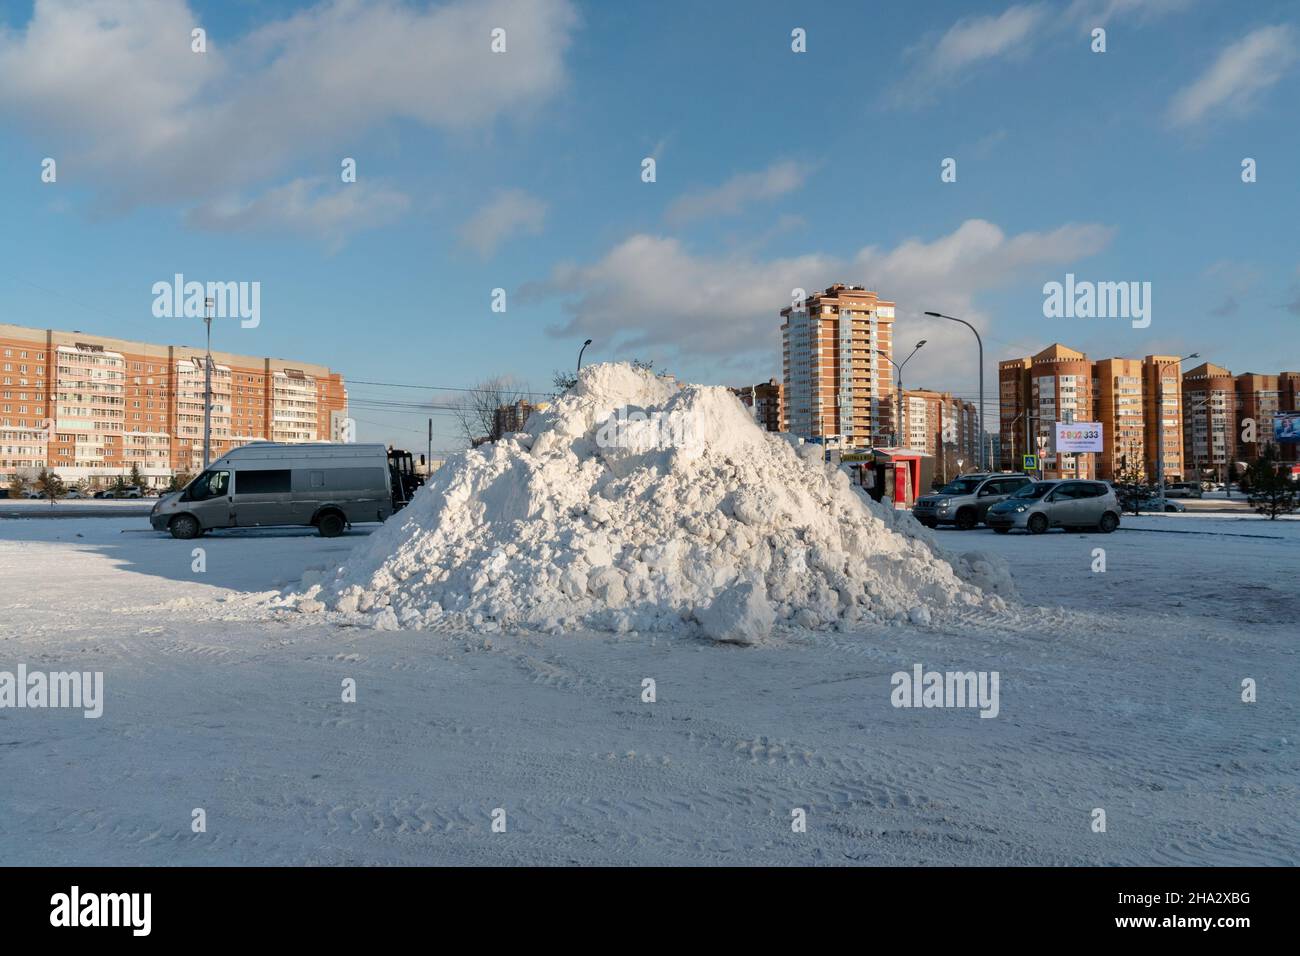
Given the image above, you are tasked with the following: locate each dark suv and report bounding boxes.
[912,473,1034,530]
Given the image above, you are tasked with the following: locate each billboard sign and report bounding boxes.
[1273,411,1300,444]
[1054,421,1104,453]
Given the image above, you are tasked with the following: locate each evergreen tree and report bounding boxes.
[1245,444,1297,520]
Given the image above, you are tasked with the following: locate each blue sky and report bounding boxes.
[1,0,1297,449]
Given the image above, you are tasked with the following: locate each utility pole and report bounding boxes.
[427,418,432,476]
[202,296,214,469]
[1156,353,1200,500]
[925,312,984,470]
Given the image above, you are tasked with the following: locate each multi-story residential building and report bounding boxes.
[900,387,978,479]
[493,399,538,438]
[731,379,785,432]
[1234,372,1281,465]
[1140,355,1185,483]
[1279,372,1300,464]
[1028,344,1095,479]
[1181,362,1236,483]
[997,357,1032,470]
[0,323,347,489]
[1094,357,1146,481]
[780,284,895,449]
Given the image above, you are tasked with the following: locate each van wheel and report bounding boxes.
[169,514,201,540]
[954,508,977,531]
[1098,512,1119,534]
[318,513,345,538]
[1027,513,1049,535]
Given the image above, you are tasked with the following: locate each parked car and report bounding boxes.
[63,488,86,499]
[1164,482,1202,499]
[22,489,46,499]
[911,473,1033,530]
[986,479,1122,534]
[1139,496,1186,513]
[102,485,143,499]
[150,442,395,539]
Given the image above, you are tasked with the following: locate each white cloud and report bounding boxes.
[185,178,411,249]
[888,4,1047,107]
[0,0,578,234]
[459,189,548,258]
[1166,25,1297,127]
[1065,0,1194,26]
[529,219,1115,385]
[663,161,810,227]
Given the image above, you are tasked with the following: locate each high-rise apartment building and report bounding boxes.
[1234,373,1280,464]
[731,379,785,433]
[780,284,895,449]
[1140,355,1185,482]
[0,323,348,488]
[1279,372,1300,465]
[1181,362,1235,483]
[997,357,1032,470]
[1094,357,1145,480]
[1028,344,1095,479]
[900,387,978,478]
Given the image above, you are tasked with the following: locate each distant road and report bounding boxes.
[0,499,153,519]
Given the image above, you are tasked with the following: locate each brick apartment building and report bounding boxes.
[0,322,347,489]
[731,378,784,432]
[493,399,540,437]
[998,344,1097,479]
[780,284,895,449]
[900,387,978,480]
[996,345,1295,484]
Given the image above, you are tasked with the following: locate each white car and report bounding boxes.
[1141,496,1186,513]
[64,489,87,499]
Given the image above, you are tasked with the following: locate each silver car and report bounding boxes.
[985,479,1121,534]
[912,473,1033,530]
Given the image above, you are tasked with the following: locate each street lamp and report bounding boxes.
[874,340,926,447]
[202,296,215,469]
[1154,352,1201,499]
[925,311,984,470]
[577,338,593,376]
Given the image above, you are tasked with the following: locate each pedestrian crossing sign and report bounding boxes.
[1022,454,1038,471]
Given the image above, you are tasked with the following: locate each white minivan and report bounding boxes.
[150,442,395,539]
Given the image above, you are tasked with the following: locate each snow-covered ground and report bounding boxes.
[0,512,1295,865]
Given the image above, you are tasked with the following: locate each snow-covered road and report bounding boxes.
[0,514,1295,865]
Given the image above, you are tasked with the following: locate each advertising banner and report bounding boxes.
[1273,411,1300,444]
[1054,421,1104,453]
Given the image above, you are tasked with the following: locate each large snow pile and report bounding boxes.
[287,363,1015,642]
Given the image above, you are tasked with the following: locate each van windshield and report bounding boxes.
[1013,482,1055,499]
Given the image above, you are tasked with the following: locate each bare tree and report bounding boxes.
[451,376,526,447]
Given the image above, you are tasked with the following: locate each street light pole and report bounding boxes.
[1155,352,1200,500]
[577,338,593,377]
[202,296,214,469]
[925,311,984,470]
[875,340,926,447]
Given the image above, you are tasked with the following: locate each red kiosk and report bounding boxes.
[863,448,931,510]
